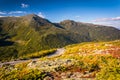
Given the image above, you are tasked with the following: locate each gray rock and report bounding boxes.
[44,76,53,80]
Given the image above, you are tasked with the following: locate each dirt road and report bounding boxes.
[0,48,65,67]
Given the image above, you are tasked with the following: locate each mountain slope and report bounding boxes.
[0,14,120,61]
[60,20,120,41]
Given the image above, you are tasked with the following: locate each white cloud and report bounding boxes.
[0,12,6,14]
[21,3,29,8]
[75,16,81,18]
[0,15,5,17]
[38,12,45,18]
[95,21,120,29]
[91,17,120,29]
[93,16,120,22]
[8,11,26,14]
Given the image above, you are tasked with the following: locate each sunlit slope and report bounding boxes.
[64,40,120,58]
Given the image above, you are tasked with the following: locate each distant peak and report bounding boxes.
[60,20,76,25]
[20,14,52,25]
[22,14,39,18]
[60,20,75,23]
[26,14,36,16]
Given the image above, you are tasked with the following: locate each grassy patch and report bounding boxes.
[19,49,57,59]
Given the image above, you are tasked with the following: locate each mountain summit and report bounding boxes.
[0,14,120,61]
[21,14,51,25]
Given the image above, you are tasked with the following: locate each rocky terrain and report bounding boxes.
[27,58,95,80]
[0,40,119,80]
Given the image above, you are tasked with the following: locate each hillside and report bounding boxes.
[60,20,120,41]
[0,14,120,61]
[0,40,120,80]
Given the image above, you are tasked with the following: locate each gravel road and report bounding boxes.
[0,48,65,67]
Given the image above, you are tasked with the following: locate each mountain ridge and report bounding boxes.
[0,14,120,61]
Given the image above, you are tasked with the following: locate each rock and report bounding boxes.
[66,72,72,78]
[61,72,67,79]
[32,61,37,64]
[44,76,53,80]
[27,61,37,68]
[84,71,89,74]
[71,72,83,78]
[66,59,71,64]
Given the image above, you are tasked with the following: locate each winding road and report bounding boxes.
[47,48,65,57]
[0,48,65,67]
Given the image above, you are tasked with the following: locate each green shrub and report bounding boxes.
[96,58,120,80]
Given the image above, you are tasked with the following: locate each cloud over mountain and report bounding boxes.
[38,12,45,18]
[8,11,26,14]
[92,17,120,29]
[0,11,6,14]
[93,17,120,22]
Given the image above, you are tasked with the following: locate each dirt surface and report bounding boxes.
[47,48,65,57]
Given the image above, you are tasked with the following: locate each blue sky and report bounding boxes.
[0,0,120,29]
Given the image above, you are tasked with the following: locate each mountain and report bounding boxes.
[0,14,120,61]
[60,20,120,41]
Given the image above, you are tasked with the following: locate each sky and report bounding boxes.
[0,0,120,29]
